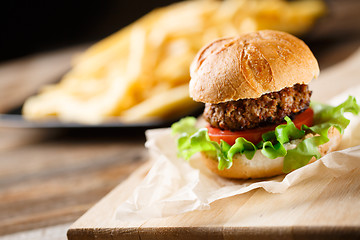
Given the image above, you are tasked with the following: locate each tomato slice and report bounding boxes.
[207,108,314,145]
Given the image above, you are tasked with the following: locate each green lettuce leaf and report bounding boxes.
[283,135,324,173]
[312,96,360,133]
[282,96,360,172]
[172,96,359,173]
[275,116,305,144]
[261,141,287,159]
[228,138,257,161]
[172,116,198,136]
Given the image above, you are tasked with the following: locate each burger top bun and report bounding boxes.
[189,30,320,104]
[201,126,341,179]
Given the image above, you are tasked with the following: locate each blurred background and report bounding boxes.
[0,0,180,62]
[1,0,360,124]
[0,0,359,62]
[1,0,360,239]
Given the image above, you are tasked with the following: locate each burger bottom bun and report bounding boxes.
[201,126,342,179]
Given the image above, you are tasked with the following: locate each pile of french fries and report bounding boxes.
[23,0,325,124]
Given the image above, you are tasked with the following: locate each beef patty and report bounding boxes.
[203,84,312,131]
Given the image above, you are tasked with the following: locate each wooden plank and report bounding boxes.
[67,161,360,239]
[0,223,70,240]
[0,127,147,236]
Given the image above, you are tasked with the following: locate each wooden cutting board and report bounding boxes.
[67,49,360,240]
[67,160,360,240]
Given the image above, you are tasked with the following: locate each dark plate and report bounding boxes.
[0,114,164,128]
[0,104,203,130]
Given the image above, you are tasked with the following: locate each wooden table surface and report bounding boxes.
[1,12,360,240]
[0,46,151,239]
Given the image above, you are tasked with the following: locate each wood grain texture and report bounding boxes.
[0,223,70,240]
[67,162,360,240]
[0,128,147,236]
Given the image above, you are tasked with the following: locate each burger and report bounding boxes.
[171,30,359,179]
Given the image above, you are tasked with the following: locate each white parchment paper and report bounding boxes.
[115,85,360,222]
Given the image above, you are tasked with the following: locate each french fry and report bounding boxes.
[23,0,325,124]
[121,84,201,122]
